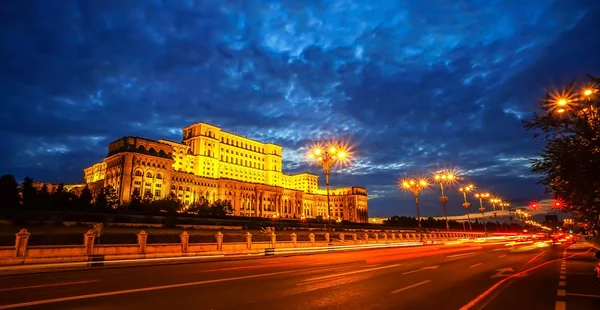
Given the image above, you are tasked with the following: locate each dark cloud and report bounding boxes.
[1,0,599,218]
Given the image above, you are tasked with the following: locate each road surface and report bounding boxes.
[0,240,598,309]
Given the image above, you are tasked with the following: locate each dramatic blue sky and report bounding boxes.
[1,0,599,217]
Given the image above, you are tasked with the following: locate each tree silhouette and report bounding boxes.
[104,186,120,209]
[95,187,108,210]
[211,199,234,217]
[151,192,182,215]
[20,176,36,209]
[129,188,142,211]
[142,190,154,203]
[523,74,600,232]
[37,184,51,209]
[188,196,210,216]
[0,174,19,210]
[79,185,93,209]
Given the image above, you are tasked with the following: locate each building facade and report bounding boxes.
[84,122,368,222]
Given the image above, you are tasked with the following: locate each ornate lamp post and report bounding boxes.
[433,171,456,231]
[499,202,511,227]
[490,198,502,230]
[400,178,429,240]
[459,184,475,231]
[308,143,348,238]
[475,193,490,232]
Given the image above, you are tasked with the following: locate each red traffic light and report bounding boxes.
[552,199,565,210]
[529,201,540,210]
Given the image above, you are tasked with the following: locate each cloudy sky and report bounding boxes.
[1,0,599,217]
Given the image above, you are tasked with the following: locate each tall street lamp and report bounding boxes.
[308,142,349,238]
[433,171,456,231]
[400,178,429,239]
[500,202,511,227]
[490,198,502,230]
[459,184,475,231]
[475,192,490,232]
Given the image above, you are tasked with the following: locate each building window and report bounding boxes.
[155,190,161,197]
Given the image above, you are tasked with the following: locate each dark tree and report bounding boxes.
[188,196,210,216]
[0,174,19,209]
[211,199,234,217]
[104,186,120,209]
[50,183,68,210]
[79,185,93,209]
[20,177,37,209]
[129,188,142,211]
[142,190,154,203]
[150,192,182,215]
[37,184,51,209]
[523,74,600,232]
[95,187,108,210]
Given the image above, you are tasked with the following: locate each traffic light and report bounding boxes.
[529,201,539,210]
[552,199,564,211]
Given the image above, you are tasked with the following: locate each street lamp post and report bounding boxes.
[308,143,348,241]
[475,193,490,232]
[490,198,501,230]
[459,184,475,231]
[400,178,429,240]
[500,202,511,229]
[433,171,456,231]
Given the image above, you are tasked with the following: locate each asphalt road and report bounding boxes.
[0,240,598,310]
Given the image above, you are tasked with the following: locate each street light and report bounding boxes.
[499,202,511,226]
[475,192,490,232]
[400,178,429,238]
[459,184,475,231]
[433,170,456,231]
[549,86,598,118]
[308,142,350,237]
[490,198,502,230]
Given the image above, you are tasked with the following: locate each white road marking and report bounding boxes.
[0,280,99,292]
[557,289,566,296]
[390,280,432,294]
[447,252,478,258]
[303,263,403,282]
[490,267,515,279]
[558,281,565,287]
[555,301,566,310]
[0,269,300,309]
[559,275,566,280]
[498,255,506,258]
[469,263,483,268]
[493,248,505,252]
[401,265,439,275]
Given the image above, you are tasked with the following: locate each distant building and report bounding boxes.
[544,214,560,228]
[83,122,369,222]
[32,182,85,196]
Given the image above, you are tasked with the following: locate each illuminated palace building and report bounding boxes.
[84,122,369,222]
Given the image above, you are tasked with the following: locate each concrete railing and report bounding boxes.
[0,229,486,266]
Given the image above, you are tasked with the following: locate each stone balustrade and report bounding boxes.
[0,229,486,266]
